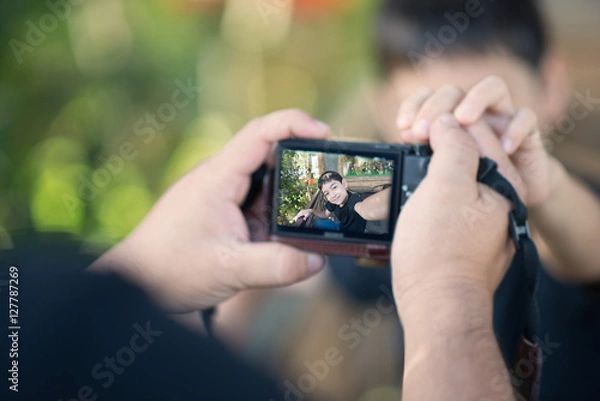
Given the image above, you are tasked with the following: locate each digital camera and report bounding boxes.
[243,139,432,260]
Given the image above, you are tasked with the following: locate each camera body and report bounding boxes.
[243,139,431,260]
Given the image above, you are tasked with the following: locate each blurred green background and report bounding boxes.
[2,0,600,251]
[0,0,381,247]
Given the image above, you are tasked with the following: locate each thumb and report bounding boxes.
[228,242,325,289]
[428,114,481,185]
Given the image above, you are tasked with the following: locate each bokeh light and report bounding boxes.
[161,112,233,188]
[4,0,597,252]
[31,165,86,234]
[68,0,133,76]
[94,184,153,240]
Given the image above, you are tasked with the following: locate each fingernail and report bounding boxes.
[307,253,325,274]
[397,113,413,129]
[413,119,429,137]
[502,138,513,153]
[314,119,330,131]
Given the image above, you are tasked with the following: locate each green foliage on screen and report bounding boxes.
[277,151,318,226]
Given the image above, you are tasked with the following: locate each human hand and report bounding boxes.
[293,209,313,222]
[89,110,330,313]
[393,115,519,401]
[392,114,518,311]
[396,76,555,207]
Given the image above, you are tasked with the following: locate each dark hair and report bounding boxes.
[375,0,549,73]
[318,171,344,190]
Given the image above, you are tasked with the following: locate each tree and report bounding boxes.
[277,151,318,225]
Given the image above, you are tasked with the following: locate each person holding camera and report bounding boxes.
[94,108,523,400]
[5,108,527,401]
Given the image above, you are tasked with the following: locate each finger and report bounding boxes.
[482,113,511,138]
[464,120,526,200]
[427,114,480,187]
[218,109,330,177]
[396,87,434,131]
[411,85,465,141]
[399,129,413,143]
[454,76,515,124]
[229,242,325,289]
[501,107,537,154]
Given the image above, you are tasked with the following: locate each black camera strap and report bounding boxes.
[477,157,542,400]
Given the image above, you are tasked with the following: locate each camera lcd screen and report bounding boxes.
[274,145,400,242]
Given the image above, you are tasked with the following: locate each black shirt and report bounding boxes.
[325,192,367,233]
[0,238,297,401]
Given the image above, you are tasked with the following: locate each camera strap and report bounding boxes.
[477,157,542,400]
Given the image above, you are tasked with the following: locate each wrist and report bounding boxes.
[88,236,165,304]
[396,277,494,334]
[530,157,567,217]
[88,241,131,275]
